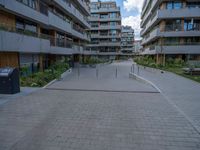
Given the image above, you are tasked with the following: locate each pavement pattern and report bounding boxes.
[0,61,200,150]
[136,65,200,131]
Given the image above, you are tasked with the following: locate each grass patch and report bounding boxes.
[134,56,200,83]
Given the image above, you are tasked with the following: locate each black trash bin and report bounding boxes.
[0,67,20,94]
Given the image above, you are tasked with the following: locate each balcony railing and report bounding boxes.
[0,23,85,50]
[16,0,49,16]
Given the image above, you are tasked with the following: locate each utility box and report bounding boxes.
[0,68,20,94]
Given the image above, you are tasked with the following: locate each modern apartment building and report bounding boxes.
[87,0,121,59]
[0,0,90,72]
[140,0,200,63]
[134,40,142,54]
[121,26,135,54]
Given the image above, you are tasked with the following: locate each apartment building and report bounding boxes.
[121,26,135,54]
[87,1,121,59]
[0,0,90,72]
[134,40,142,54]
[140,0,200,63]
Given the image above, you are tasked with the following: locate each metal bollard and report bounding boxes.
[78,65,80,79]
[132,64,135,73]
[115,67,118,78]
[137,66,140,75]
[96,67,99,79]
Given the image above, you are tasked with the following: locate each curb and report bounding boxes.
[129,72,161,93]
[43,68,72,89]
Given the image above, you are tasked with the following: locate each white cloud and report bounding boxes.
[123,0,144,12]
[122,15,141,40]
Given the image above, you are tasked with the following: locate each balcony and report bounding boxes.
[48,12,89,41]
[0,30,50,53]
[156,45,200,54]
[91,7,120,13]
[142,43,200,55]
[88,42,121,47]
[89,16,121,22]
[141,27,160,45]
[158,7,200,19]
[48,11,71,34]
[141,0,159,28]
[91,25,121,30]
[75,0,90,15]
[0,24,88,55]
[141,7,200,36]
[2,0,49,25]
[54,0,90,28]
[142,24,200,45]
[91,34,120,39]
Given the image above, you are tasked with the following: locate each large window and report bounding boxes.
[165,20,182,31]
[110,30,117,35]
[166,2,182,9]
[100,14,108,19]
[56,32,65,47]
[16,18,37,34]
[184,37,200,45]
[17,0,37,9]
[164,38,180,45]
[110,22,117,26]
[186,2,200,8]
[110,13,117,18]
[184,19,200,31]
[91,13,99,18]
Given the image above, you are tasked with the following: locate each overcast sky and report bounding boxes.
[91,0,144,40]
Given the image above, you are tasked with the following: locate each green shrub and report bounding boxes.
[20,61,69,87]
[83,57,106,64]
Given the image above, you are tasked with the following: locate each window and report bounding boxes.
[111,38,117,42]
[17,0,37,9]
[110,22,117,26]
[91,13,99,18]
[91,22,98,28]
[110,13,117,18]
[166,2,173,9]
[16,20,24,31]
[164,38,180,45]
[110,30,117,35]
[184,37,200,45]
[184,19,200,31]
[165,20,182,31]
[16,18,37,33]
[174,2,182,9]
[100,22,108,26]
[56,32,65,47]
[166,1,182,9]
[100,14,108,19]
[186,2,200,8]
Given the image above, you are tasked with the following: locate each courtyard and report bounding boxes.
[0,61,200,150]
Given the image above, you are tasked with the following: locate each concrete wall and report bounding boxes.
[0,31,50,53]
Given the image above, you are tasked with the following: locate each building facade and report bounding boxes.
[87,1,121,59]
[140,0,200,63]
[121,26,135,54]
[0,0,90,72]
[134,40,142,54]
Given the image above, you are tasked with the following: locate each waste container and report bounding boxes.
[0,67,20,94]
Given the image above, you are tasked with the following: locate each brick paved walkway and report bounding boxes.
[0,62,199,150]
